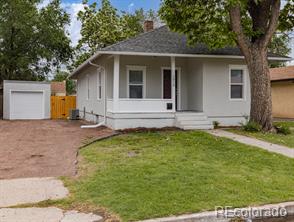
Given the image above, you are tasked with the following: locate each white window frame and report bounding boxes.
[229,65,247,101]
[97,70,102,100]
[86,74,90,100]
[126,65,146,99]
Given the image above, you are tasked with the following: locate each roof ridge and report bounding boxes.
[100,25,168,51]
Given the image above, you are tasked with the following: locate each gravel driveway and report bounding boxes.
[0,120,114,179]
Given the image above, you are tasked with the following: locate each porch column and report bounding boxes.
[171,56,176,112]
[113,55,120,112]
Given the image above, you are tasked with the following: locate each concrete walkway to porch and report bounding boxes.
[208,129,294,158]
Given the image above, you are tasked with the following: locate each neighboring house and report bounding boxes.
[70,22,290,130]
[51,81,66,96]
[270,66,294,118]
[0,83,3,118]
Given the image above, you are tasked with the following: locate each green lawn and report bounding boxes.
[229,121,294,148]
[59,131,294,221]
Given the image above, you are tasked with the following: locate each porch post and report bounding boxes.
[113,55,120,112]
[171,56,176,112]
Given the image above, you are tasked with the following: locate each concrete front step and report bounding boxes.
[175,112,213,130]
[175,112,205,117]
[177,120,211,126]
[176,116,207,121]
[183,125,213,130]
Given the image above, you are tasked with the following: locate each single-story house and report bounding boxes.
[51,81,66,96]
[270,66,294,118]
[70,22,290,130]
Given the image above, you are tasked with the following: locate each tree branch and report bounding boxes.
[262,0,281,47]
[229,5,250,58]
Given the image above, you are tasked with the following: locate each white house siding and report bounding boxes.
[76,55,113,122]
[106,112,176,129]
[118,56,189,110]
[187,59,203,111]
[202,59,251,126]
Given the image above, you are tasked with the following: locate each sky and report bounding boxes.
[40,0,294,63]
[56,0,161,46]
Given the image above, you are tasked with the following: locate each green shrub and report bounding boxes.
[241,120,262,132]
[274,124,291,135]
[213,121,220,129]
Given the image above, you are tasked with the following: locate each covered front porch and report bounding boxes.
[106,54,204,114]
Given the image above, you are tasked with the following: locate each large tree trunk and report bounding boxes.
[246,47,273,131]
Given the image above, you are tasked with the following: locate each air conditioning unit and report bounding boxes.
[69,109,79,120]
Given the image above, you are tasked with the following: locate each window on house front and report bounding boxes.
[87,75,90,100]
[97,71,102,100]
[127,66,145,99]
[230,68,244,99]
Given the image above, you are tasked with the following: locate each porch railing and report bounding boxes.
[107,99,174,113]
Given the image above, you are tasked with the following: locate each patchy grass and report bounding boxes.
[40,131,294,221]
[230,121,294,148]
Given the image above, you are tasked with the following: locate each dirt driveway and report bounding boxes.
[0,120,114,179]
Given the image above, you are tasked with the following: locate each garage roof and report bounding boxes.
[270,66,294,81]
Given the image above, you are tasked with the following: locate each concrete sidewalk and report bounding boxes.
[0,177,68,207]
[0,177,102,221]
[208,129,294,158]
[0,208,102,222]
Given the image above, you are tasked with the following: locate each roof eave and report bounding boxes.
[69,53,101,79]
[69,50,292,78]
[98,50,292,61]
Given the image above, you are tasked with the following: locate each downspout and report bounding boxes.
[81,61,107,129]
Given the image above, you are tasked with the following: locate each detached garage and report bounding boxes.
[3,81,51,120]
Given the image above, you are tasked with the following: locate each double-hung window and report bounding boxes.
[230,66,245,100]
[127,66,146,99]
[97,71,102,100]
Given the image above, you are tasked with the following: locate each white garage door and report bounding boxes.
[10,91,44,120]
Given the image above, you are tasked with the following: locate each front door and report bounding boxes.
[163,69,179,110]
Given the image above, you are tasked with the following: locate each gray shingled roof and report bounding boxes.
[100,26,287,58]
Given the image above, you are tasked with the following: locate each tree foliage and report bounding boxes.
[269,33,291,67]
[74,0,158,67]
[160,0,294,49]
[0,0,72,82]
[160,0,294,131]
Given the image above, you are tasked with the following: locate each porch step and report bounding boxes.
[176,112,206,117]
[175,112,213,130]
[182,125,214,130]
[176,116,208,121]
[178,120,211,126]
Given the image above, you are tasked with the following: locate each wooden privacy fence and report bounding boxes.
[51,96,76,119]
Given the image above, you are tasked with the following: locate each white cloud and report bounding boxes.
[38,0,51,9]
[61,3,85,46]
[128,2,135,13]
[38,1,84,46]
